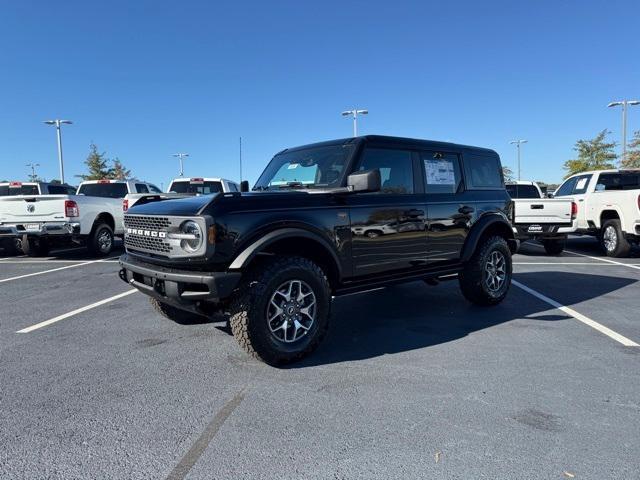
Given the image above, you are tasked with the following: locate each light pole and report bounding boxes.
[172,153,189,176]
[509,139,528,181]
[26,163,40,182]
[341,109,368,137]
[44,119,72,184]
[608,100,640,164]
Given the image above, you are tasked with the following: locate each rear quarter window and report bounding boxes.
[463,152,503,190]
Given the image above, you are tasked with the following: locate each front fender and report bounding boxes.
[228,227,343,278]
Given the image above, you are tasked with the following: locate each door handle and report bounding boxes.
[458,206,474,215]
[404,209,424,217]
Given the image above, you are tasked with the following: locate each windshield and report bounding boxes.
[0,184,39,196]
[254,144,354,190]
[169,180,222,195]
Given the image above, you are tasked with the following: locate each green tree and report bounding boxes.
[563,129,617,178]
[77,143,111,180]
[502,166,515,182]
[110,158,131,180]
[622,130,640,169]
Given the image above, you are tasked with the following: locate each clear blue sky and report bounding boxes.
[1,0,639,187]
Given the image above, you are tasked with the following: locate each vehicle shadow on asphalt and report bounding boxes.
[284,271,636,368]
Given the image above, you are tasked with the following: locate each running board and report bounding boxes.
[334,265,462,297]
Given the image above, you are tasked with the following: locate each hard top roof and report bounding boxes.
[280,135,497,155]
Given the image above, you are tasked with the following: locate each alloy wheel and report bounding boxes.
[267,279,316,343]
[484,250,506,293]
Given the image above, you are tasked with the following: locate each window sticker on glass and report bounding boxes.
[575,177,588,190]
[425,159,455,185]
[287,164,299,169]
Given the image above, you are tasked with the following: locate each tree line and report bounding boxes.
[502,129,640,183]
[76,143,132,181]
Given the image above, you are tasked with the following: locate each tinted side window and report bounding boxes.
[463,153,502,189]
[228,183,239,192]
[598,173,640,190]
[135,183,150,194]
[422,152,462,194]
[555,177,577,197]
[148,185,162,193]
[572,174,592,194]
[355,148,414,194]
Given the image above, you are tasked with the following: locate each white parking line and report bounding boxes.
[564,249,640,271]
[0,260,120,264]
[0,256,118,284]
[16,290,138,333]
[513,280,639,347]
[514,262,640,265]
[527,242,640,271]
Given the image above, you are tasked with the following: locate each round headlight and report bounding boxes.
[180,220,203,253]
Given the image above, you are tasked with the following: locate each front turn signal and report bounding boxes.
[208,225,216,245]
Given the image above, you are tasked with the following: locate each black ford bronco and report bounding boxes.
[119,136,517,365]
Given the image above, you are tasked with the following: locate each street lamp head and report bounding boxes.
[357,110,369,115]
[59,120,72,125]
[608,101,623,108]
[629,100,640,106]
[44,120,56,125]
[341,111,353,116]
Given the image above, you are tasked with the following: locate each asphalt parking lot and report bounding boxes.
[1,238,638,479]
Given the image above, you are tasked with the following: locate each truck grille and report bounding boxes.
[124,214,172,255]
[124,215,170,231]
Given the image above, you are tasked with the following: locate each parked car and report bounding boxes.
[507,180,577,254]
[0,179,157,256]
[0,181,77,196]
[119,135,517,365]
[122,177,239,212]
[552,169,640,257]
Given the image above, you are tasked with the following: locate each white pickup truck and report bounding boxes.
[0,179,159,256]
[507,181,577,254]
[552,169,640,257]
[122,177,240,212]
[0,181,77,196]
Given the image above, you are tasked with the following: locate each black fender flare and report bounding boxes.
[460,214,516,262]
[228,227,343,278]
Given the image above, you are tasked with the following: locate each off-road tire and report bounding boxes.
[600,219,631,258]
[229,256,331,366]
[87,223,114,257]
[542,238,565,255]
[459,236,512,306]
[23,237,50,257]
[149,298,208,324]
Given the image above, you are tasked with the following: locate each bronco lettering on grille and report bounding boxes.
[126,227,167,238]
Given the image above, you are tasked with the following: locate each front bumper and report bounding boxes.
[118,254,241,310]
[0,222,80,238]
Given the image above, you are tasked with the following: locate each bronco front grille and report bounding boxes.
[125,235,171,254]
[124,214,172,255]
[124,215,170,231]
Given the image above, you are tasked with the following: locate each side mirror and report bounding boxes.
[347,169,381,193]
[240,180,249,192]
[546,192,554,198]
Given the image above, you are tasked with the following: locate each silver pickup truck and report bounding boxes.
[507,181,577,254]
